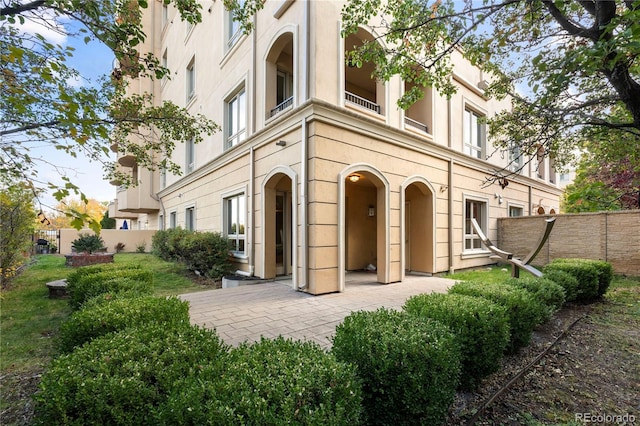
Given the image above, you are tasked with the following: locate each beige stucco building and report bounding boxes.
[108,0,561,294]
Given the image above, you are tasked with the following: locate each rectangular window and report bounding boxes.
[464,108,485,159]
[464,198,487,251]
[225,194,246,256]
[226,88,246,149]
[185,206,195,231]
[509,205,524,217]
[158,214,165,230]
[509,144,523,173]
[169,211,177,229]
[161,49,168,85]
[227,0,244,48]
[186,57,195,103]
[186,138,195,173]
[162,4,168,27]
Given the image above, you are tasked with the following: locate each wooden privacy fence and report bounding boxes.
[498,210,640,276]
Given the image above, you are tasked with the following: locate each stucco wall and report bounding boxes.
[497,210,640,276]
[59,229,157,255]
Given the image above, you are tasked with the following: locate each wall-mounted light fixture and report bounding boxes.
[348,174,360,183]
[494,193,504,205]
[368,205,375,217]
[276,140,286,146]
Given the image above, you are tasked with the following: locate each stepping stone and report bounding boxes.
[46,279,68,299]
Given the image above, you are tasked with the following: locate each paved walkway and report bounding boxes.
[179,273,455,349]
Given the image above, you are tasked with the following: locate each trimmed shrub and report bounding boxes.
[404,293,510,390]
[449,281,547,353]
[178,231,232,279]
[161,337,363,425]
[543,269,580,302]
[35,324,229,426]
[67,269,153,310]
[71,233,106,254]
[543,260,599,301]
[552,258,613,297]
[152,228,190,261]
[58,296,190,353]
[504,276,566,322]
[66,263,141,287]
[332,308,460,426]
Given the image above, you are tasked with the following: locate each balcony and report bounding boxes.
[345,91,380,114]
[116,181,159,213]
[118,153,137,168]
[404,116,429,133]
[108,200,139,219]
[269,96,293,117]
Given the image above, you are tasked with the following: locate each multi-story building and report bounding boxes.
[109,0,561,294]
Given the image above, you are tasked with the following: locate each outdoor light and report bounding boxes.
[368,205,375,217]
[276,140,286,146]
[348,174,360,183]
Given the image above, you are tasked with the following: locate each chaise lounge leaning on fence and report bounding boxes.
[470,217,556,278]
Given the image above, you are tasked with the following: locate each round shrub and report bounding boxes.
[543,269,580,302]
[35,324,229,426]
[58,296,191,353]
[449,281,547,353]
[178,231,232,279]
[552,258,613,297]
[504,276,566,322]
[404,293,510,390]
[161,337,363,425]
[543,260,599,301]
[332,308,461,426]
[67,268,154,310]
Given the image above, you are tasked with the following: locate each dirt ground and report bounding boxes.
[2,285,639,426]
[448,285,640,425]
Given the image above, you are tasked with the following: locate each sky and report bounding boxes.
[11,12,117,210]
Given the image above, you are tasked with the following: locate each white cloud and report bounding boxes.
[10,9,68,45]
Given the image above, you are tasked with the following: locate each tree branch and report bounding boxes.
[0,0,46,16]
[0,120,61,136]
[542,0,599,40]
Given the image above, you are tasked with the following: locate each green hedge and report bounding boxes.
[66,263,141,287]
[152,229,231,279]
[161,337,363,425]
[504,276,566,322]
[449,281,547,353]
[58,296,190,353]
[67,268,153,310]
[543,260,599,301]
[332,308,460,426]
[542,269,581,302]
[35,324,229,426]
[404,293,510,390]
[551,258,613,297]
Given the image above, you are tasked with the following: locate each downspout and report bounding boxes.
[447,98,455,274]
[249,146,255,275]
[297,0,310,290]
[251,13,257,133]
[528,185,532,215]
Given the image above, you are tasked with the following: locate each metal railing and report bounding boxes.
[345,91,381,114]
[269,96,294,117]
[404,116,429,133]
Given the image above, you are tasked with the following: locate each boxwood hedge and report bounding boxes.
[551,258,613,297]
[332,308,460,426]
[67,268,153,310]
[449,281,547,353]
[58,296,191,353]
[35,324,229,426]
[160,337,363,425]
[404,293,510,390]
[542,269,581,302]
[504,276,566,322]
[543,260,599,301]
[66,263,141,287]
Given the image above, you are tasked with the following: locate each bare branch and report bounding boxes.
[0,0,45,16]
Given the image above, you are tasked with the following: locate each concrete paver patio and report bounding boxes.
[179,273,455,349]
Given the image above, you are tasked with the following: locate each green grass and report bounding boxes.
[446,264,536,283]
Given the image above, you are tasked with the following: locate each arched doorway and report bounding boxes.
[401,177,435,278]
[339,164,389,291]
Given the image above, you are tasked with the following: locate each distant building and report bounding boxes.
[108,1,561,294]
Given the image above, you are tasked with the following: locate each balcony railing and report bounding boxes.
[345,91,381,114]
[269,96,294,117]
[404,116,429,133]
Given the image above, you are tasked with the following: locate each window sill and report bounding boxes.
[460,250,491,260]
[229,254,248,263]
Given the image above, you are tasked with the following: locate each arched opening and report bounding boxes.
[340,166,389,290]
[403,180,435,275]
[344,28,385,115]
[266,32,294,118]
[403,66,433,134]
[263,173,294,279]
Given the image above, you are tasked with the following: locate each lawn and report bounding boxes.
[0,253,208,424]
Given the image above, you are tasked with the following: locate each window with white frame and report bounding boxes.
[169,211,177,229]
[186,57,195,103]
[464,108,485,159]
[226,0,244,48]
[161,49,168,85]
[185,206,195,231]
[185,138,195,173]
[158,214,165,230]
[508,143,523,173]
[162,3,168,27]
[226,87,246,149]
[277,70,293,106]
[509,205,524,217]
[224,194,246,256]
[464,197,487,251]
